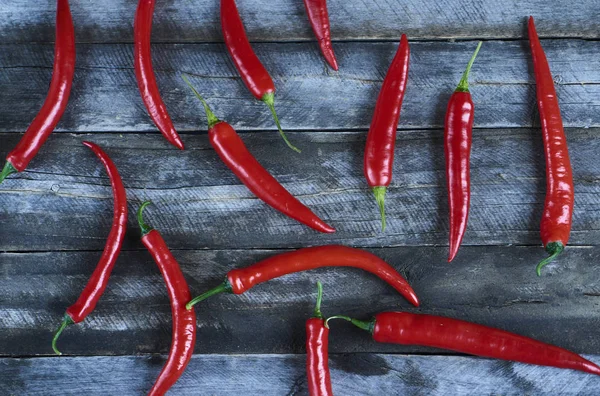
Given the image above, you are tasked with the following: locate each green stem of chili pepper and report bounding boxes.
[0,162,17,184]
[325,315,375,333]
[137,201,154,236]
[185,280,233,310]
[455,42,482,93]
[263,92,301,153]
[372,186,387,231]
[314,281,324,319]
[182,74,220,129]
[536,241,564,276]
[51,314,74,355]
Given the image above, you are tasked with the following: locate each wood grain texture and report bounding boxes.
[2,354,600,395]
[1,0,600,43]
[1,40,599,133]
[2,246,600,356]
[1,129,599,251]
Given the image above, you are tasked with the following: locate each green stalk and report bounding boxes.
[52,315,74,355]
[373,186,387,232]
[186,280,232,310]
[455,41,483,93]
[137,201,154,236]
[262,92,301,153]
[0,162,17,184]
[182,74,220,129]
[536,242,565,276]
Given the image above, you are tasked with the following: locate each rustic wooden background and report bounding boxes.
[1,0,600,394]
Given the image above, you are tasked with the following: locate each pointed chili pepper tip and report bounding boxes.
[372,186,387,232]
[262,92,301,153]
[455,41,483,93]
[181,74,221,130]
[0,161,18,184]
[536,242,565,276]
[52,314,75,356]
[137,200,154,236]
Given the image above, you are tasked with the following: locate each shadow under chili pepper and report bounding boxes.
[433,91,452,244]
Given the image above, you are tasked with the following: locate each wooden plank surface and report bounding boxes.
[1,40,599,133]
[3,246,600,356]
[2,0,600,394]
[1,129,599,251]
[2,354,600,395]
[1,0,599,43]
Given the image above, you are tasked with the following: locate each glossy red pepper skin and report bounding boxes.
[348,312,600,376]
[186,245,419,309]
[303,0,338,70]
[306,282,333,396]
[528,17,574,276]
[445,42,482,262]
[0,0,75,183]
[220,0,299,152]
[138,203,196,396]
[183,76,334,233]
[306,319,333,396]
[363,35,410,231]
[134,0,184,150]
[52,142,128,355]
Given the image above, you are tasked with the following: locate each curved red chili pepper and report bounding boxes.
[306,282,334,396]
[528,17,574,276]
[363,35,410,231]
[303,0,338,71]
[183,75,334,234]
[220,0,300,153]
[51,142,128,355]
[330,311,600,376]
[445,42,482,262]
[138,202,196,396]
[0,0,75,183]
[186,245,419,309]
[134,0,184,150]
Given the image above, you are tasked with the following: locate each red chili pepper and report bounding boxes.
[303,0,338,71]
[0,0,75,184]
[445,42,482,262]
[51,142,128,355]
[186,245,419,309]
[183,75,334,233]
[330,311,600,376]
[306,282,334,396]
[528,17,574,276]
[134,0,184,150]
[363,35,410,231]
[137,202,196,396]
[220,0,300,152]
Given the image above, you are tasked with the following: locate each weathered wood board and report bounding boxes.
[2,0,600,394]
[1,41,599,133]
[2,354,600,395]
[2,0,600,43]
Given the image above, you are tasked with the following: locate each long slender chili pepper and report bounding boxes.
[182,75,334,233]
[52,142,128,355]
[303,0,338,70]
[186,245,419,309]
[327,311,600,376]
[445,42,482,262]
[363,35,410,231]
[138,202,196,396]
[528,17,574,276]
[220,0,300,153]
[0,0,75,184]
[134,0,184,150]
[306,281,334,396]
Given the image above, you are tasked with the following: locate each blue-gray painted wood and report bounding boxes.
[0,129,599,251]
[2,354,600,395]
[0,41,599,133]
[1,0,599,43]
[2,246,600,356]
